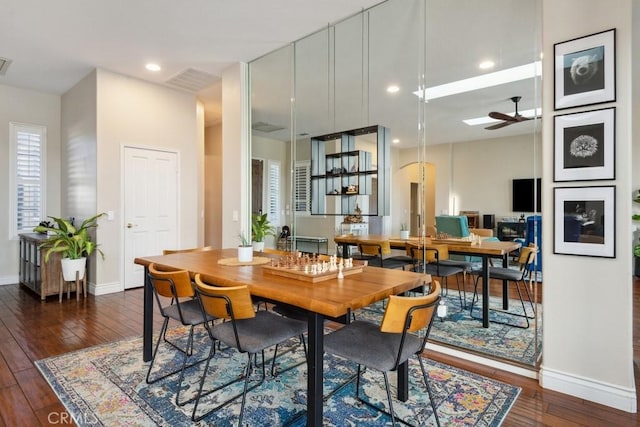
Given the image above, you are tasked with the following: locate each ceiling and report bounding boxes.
[1,0,542,144]
[1,0,383,126]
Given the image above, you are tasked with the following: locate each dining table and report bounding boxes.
[334,234,522,328]
[134,248,430,426]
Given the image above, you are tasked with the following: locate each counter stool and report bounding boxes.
[59,269,87,302]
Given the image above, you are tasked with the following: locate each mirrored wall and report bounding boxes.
[249,0,542,368]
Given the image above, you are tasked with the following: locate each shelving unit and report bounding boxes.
[497,221,527,241]
[310,125,390,216]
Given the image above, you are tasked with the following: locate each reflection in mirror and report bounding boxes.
[249,0,542,368]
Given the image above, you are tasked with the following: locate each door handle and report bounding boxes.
[126,223,136,229]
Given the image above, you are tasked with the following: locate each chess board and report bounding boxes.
[262,259,366,283]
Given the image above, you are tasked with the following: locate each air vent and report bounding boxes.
[0,57,12,75]
[165,68,218,93]
[252,121,286,133]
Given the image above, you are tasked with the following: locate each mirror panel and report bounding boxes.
[249,0,541,367]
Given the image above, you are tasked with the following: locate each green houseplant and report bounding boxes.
[251,213,275,251]
[33,213,106,280]
[237,231,253,262]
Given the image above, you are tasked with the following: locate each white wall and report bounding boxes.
[94,69,201,292]
[205,123,222,248]
[0,84,61,285]
[540,0,635,412]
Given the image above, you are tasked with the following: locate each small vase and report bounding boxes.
[238,246,253,263]
[252,241,265,252]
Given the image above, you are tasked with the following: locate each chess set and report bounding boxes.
[262,253,366,283]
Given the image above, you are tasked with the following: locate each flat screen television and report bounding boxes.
[512,178,541,212]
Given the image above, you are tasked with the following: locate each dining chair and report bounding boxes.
[323,280,442,427]
[469,244,537,328]
[354,240,413,270]
[191,274,308,424]
[408,243,466,309]
[145,263,215,406]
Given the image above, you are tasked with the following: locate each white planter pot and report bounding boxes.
[61,257,87,281]
[252,241,265,252]
[238,246,253,263]
[400,230,410,240]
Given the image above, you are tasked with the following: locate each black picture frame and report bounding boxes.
[554,29,615,110]
[553,107,615,181]
[553,185,615,258]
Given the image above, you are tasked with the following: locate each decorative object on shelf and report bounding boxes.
[553,185,615,258]
[36,220,55,234]
[33,213,106,281]
[519,213,526,223]
[251,213,275,252]
[554,107,615,181]
[343,203,363,224]
[554,28,616,110]
[400,223,410,240]
[237,232,253,263]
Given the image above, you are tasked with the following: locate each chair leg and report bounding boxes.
[417,356,441,427]
[382,371,397,427]
[146,317,170,384]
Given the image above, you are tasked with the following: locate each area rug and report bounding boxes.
[35,327,520,426]
[357,291,542,365]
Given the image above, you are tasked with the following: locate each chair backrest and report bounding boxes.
[358,241,391,256]
[194,274,255,320]
[406,243,448,263]
[518,245,538,269]
[435,215,470,238]
[163,246,214,255]
[470,227,494,237]
[380,280,441,333]
[148,263,194,298]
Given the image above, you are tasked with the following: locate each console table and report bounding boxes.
[497,221,526,241]
[19,233,61,301]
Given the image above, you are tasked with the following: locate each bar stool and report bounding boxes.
[59,268,87,302]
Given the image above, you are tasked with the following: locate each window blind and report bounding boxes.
[295,161,310,214]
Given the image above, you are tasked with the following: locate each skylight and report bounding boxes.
[413,61,542,101]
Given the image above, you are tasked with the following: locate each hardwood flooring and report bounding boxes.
[0,279,637,426]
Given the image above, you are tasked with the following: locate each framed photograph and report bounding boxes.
[554,28,615,110]
[554,107,615,181]
[554,186,615,258]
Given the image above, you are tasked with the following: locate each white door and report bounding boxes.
[123,146,178,289]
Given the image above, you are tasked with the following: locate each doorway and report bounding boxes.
[122,146,179,289]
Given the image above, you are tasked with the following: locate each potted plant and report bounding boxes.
[400,223,410,240]
[251,213,275,252]
[33,213,106,281]
[237,232,253,263]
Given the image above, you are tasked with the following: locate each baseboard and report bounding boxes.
[426,342,539,379]
[0,275,19,286]
[540,366,637,413]
[89,281,123,296]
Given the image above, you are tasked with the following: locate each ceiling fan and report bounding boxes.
[485,96,533,130]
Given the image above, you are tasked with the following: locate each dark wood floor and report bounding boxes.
[0,279,638,426]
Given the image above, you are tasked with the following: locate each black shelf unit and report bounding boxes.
[310,125,390,216]
[497,221,527,241]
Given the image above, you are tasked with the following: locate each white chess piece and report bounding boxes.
[337,264,344,279]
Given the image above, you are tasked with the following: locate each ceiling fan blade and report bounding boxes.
[488,111,517,121]
[515,115,534,122]
[485,121,513,130]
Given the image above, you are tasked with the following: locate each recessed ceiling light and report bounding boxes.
[479,60,495,70]
[145,63,161,72]
[413,61,541,101]
[392,138,400,144]
[387,85,400,93]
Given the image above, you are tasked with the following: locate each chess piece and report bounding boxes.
[337,264,344,279]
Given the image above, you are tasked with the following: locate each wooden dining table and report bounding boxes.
[134,248,430,426]
[334,234,522,328]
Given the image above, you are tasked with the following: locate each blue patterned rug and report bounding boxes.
[357,291,542,365]
[35,326,520,426]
